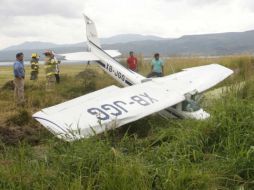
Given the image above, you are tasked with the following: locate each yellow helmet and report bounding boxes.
[31,53,39,58]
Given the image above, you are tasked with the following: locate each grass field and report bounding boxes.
[0,56,254,189]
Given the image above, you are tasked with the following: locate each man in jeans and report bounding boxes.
[13,52,25,104]
[147,53,164,78]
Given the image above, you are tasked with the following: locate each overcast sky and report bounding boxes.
[0,0,254,49]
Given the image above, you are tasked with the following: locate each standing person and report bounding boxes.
[13,52,25,105]
[30,53,40,80]
[44,50,58,90]
[147,53,164,78]
[127,51,138,72]
[55,59,61,84]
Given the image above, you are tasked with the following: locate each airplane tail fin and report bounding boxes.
[83,14,145,86]
[84,15,101,49]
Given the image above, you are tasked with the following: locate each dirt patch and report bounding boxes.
[0,109,51,146]
[0,124,45,146]
[76,68,97,80]
[1,80,14,91]
[5,109,31,126]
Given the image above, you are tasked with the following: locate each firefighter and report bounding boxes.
[30,53,40,80]
[55,60,61,84]
[44,50,58,90]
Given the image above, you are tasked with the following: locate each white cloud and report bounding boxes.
[84,0,254,37]
[0,0,85,18]
[0,0,254,49]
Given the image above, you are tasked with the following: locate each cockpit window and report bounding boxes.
[182,100,200,112]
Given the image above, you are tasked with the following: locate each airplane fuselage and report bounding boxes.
[89,40,210,120]
[85,15,210,120]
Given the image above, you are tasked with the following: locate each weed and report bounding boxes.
[0,56,253,189]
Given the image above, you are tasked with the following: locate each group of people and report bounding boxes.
[13,50,164,105]
[127,51,164,77]
[13,50,61,105]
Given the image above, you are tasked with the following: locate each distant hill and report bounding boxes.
[3,41,62,51]
[1,34,166,52]
[0,34,167,61]
[1,31,254,61]
[102,30,254,56]
[100,34,166,44]
[2,41,87,51]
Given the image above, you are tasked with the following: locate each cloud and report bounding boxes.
[180,0,226,6]
[239,0,254,12]
[0,14,86,50]
[84,0,254,37]
[0,0,85,18]
[0,0,254,50]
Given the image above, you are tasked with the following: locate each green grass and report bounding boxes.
[0,56,254,189]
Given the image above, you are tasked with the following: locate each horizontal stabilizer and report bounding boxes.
[61,50,121,61]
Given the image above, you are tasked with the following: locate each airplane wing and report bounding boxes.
[33,82,184,141]
[61,50,121,61]
[33,64,232,141]
[155,64,233,94]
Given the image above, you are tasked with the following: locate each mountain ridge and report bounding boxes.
[2,34,168,51]
[1,30,254,61]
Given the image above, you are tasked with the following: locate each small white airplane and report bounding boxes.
[33,15,233,141]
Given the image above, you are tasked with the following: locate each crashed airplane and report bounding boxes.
[33,15,233,141]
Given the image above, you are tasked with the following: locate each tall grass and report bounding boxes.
[0,56,254,189]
